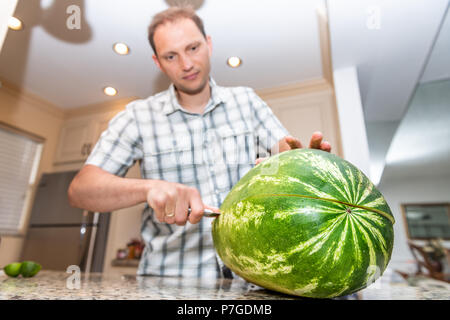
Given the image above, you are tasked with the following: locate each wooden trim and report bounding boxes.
[400,204,412,241]
[0,78,65,119]
[402,202,450,207]
[256,78,332,101]
[17,144,43,235]
[0,77,138,119]
[1,77,335,119]
[0,121,45,143]
[65,97,139,118]
[316,5,335,87]
[111,259,139,268]
[328,90,343,157]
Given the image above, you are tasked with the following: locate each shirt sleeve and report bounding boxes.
[85,103,144,177]
[248,88,289,157]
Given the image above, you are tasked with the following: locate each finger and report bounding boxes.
[309,131,323,149]
[188,189,205,224]
[321,141,331,153]
[286,136,303,149]
[163,190,177,224]
[164,191,176,215]
[153,205,166,223]
[173,191,190,226]
[147,191,166,223]
[255,157,268,165]
[273,136,292,153]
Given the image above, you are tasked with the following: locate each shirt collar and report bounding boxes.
[162,77,225,116]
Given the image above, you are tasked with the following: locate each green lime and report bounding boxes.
[4,262,22,277]
[20,261,42,278]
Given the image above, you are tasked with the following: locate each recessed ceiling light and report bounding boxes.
[113,42,130,55]
[103,86,117,96]
[8,17,23,31]
[227,56,242,68]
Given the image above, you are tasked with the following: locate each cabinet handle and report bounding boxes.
[81,143,86,156]
[86,143,92,155]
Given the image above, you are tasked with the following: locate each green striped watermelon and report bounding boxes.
[212,149,394,298]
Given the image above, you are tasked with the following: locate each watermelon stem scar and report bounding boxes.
[244,193,395,225]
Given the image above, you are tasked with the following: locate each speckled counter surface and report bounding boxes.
[0,270,296,300]
[0,269,449,300]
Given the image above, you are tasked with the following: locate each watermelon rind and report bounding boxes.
[212,149,394,298]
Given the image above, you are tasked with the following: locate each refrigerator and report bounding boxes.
[21,171,110,273]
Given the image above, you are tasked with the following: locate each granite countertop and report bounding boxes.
[0,269,449,300]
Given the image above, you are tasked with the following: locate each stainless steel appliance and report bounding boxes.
[21,171,110,273]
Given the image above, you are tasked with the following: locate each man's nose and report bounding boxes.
[179,54,193,71]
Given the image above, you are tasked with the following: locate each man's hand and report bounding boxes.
[146,180,219,225]
[256,131,331,165]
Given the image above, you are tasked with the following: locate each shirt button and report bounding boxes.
[215,189,220,195]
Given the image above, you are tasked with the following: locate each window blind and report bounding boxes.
[0,125,43,235]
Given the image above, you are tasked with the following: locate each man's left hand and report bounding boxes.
[256,131,331,165]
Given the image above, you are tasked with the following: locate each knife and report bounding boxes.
[188,208,221,218]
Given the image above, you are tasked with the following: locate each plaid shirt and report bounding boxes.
[86,78,288,279]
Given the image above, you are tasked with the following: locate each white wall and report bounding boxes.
[366,120,400,186]
[333,66,371,177]
[0,82,64,267]
[378,173,450,271]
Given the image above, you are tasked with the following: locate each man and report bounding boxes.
[68,6,331,279]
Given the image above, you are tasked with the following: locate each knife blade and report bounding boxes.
[188,208,220,218]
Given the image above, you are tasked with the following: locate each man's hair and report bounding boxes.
[148,6,206,56]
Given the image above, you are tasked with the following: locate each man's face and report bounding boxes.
[152,18,212,95]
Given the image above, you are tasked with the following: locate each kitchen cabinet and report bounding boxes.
[260,81,342,157]
[53,117,93,164]
[53,111,117,165]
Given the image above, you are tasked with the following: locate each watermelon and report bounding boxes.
[212,149,394,298]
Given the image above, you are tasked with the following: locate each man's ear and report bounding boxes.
[152,54,162,71]
[206,35,212,57]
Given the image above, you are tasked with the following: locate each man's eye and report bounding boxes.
[191,46,197,51]
[166,55,174,61]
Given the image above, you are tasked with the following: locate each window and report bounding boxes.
[402,203,450,240]
[0,123,43,235]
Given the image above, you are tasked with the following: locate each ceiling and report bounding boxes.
[327,0,449,122]
[382,79,450,184]
[382,7,450,184]
[420,5,450,84]
[1,0,449,185]
[327,0,449,185]
[0,0,325,109]
[1,0,446,116]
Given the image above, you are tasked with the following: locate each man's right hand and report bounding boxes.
[146,180,218,225]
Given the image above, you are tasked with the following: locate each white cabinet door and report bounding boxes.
[91,111,119,145]
[54,118,94,164]
[54,111,120,165]
[87,111,120,158]
[268,90,342,157]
